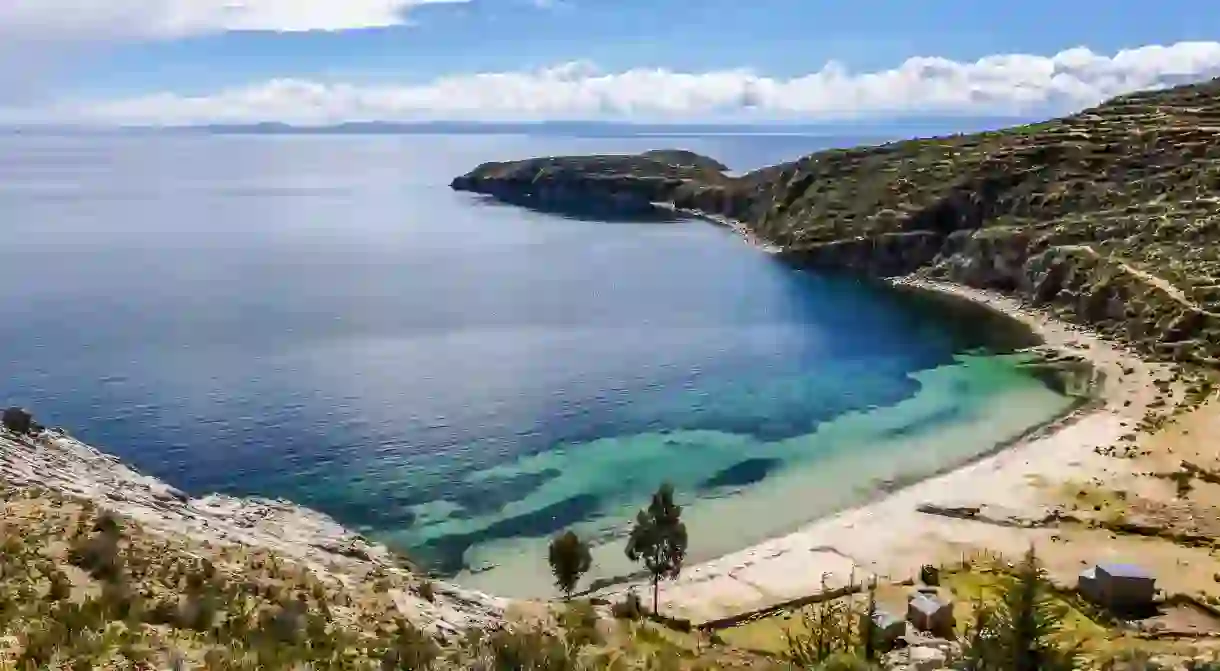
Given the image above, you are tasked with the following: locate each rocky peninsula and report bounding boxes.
[453,77,1220,369]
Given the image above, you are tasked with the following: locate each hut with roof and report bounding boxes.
[862,608,905,651]
[1078,562,1155,613]
[906,589,954,638]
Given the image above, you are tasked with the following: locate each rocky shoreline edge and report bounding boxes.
[0,424,509,636]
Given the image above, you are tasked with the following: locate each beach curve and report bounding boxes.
[589,276,1178,625]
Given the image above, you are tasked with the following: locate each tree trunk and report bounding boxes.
[652,575,659,615]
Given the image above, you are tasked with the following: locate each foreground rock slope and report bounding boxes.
[0,423,507,667]
[452,78,1220,366]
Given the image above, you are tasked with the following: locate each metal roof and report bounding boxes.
[1096,562,1153,580]
[871,610,904,628]
[909,594,948,616]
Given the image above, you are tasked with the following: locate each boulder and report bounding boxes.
[883,644,948,671]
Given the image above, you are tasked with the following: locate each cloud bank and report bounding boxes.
[0,0,469,106]
[43,41,1219,126]
[0,0,467,41]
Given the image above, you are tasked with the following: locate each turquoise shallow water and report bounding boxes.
[0,132,1073,598]
[448,353,1072,596]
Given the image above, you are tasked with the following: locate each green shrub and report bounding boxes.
[417,578,436,603]
[559,601,603,649]
[484,629,578,671]
[649,612,692,633]
[611,592,645,620]
[817,652,878,671]
[47,569,72,601]
[380,619,441,670]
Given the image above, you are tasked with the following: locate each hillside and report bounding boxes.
[452,77,1220,367]
[0,424,507,668]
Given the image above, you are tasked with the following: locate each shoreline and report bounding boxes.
[588,275,1177,624]
[652,202,785,253]
[0,233,1185,630]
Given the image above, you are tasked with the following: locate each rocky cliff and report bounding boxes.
[0,420,507,666]
[452,78,1220,366]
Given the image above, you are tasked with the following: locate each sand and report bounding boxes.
[593,277,1185,624]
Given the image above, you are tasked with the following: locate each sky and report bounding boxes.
[2,0,1219,125]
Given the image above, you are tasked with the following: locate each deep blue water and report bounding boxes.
[0,133,1070,595]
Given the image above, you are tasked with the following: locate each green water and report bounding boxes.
[410,353,1074,598]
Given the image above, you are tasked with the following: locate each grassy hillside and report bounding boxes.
[454,78,1220,366]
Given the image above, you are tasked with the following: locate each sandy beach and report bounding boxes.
[593,277,1187,624]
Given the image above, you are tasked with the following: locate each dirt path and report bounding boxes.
[1058,243,1217,315]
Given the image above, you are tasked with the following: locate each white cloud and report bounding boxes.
[0,0,468,41]
[45,41,1220,126]
[0,0,470,107]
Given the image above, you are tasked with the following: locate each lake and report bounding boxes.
[0,132,1074,597]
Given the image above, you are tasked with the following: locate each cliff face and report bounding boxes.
[451,78,1220,365]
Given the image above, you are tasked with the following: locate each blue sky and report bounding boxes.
[2,0,1218,124]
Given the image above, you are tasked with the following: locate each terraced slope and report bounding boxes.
[452,77,1220,365]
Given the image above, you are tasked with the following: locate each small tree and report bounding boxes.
[962,596,1002,671]
[863,578,878,662]
[547,530,593,600]
[1001,546,1079,671]
[625,483,688,615]
[962,546,1081,671]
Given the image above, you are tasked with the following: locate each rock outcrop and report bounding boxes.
[451,78,1220,366]
[0,423,507,636]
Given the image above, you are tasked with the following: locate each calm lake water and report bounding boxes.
[0,133,1073,597]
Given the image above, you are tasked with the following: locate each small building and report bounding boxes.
[861,609,905,651]
[1078,562,1156,613]
[906,591,955,638]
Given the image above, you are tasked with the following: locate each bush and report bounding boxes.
[416,579,435,603]
[68,532,124,582]
[381,619,441,670]
[2,407,33,434]
[785,576,867,669]
[559,601,602,649]
[648,612,692,632]
[180,593,220,632]
[817,652,878,671]
[483,629,578,671]
[611,592,645,620]
[47,569,73,601]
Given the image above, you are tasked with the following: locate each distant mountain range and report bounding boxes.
[3,117,1041,138]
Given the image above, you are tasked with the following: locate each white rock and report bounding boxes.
[896,645,948,671]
